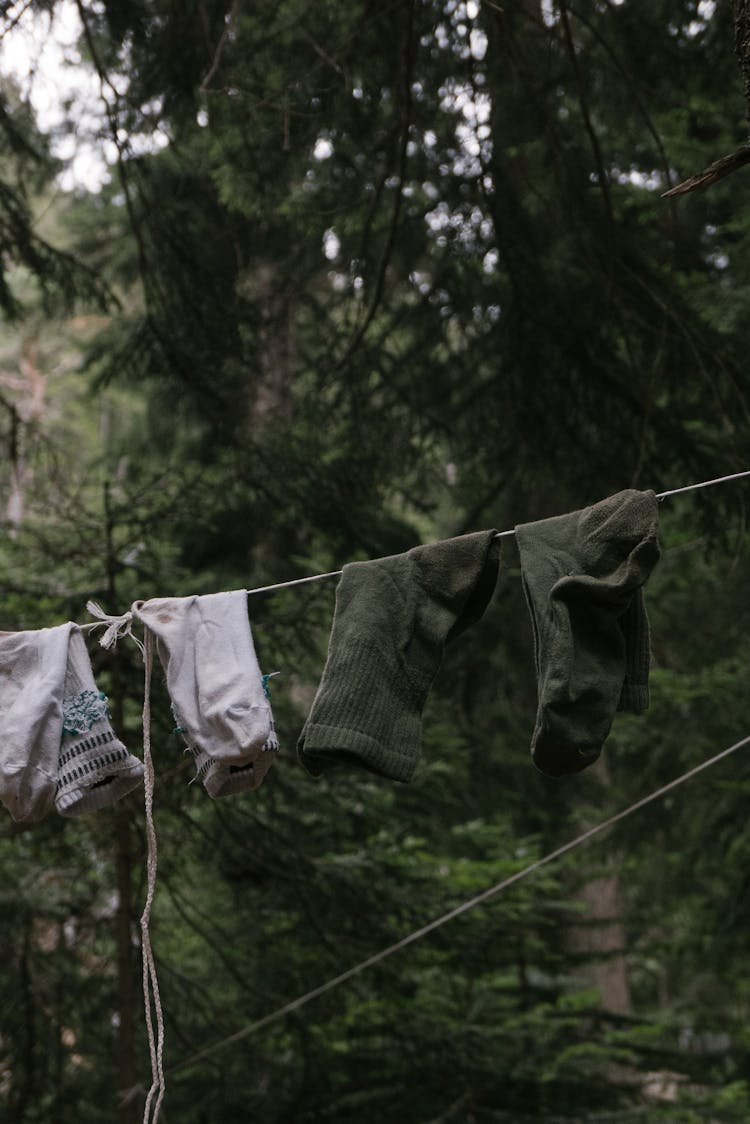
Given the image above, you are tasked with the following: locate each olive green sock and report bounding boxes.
[515,489,660,778]
[298,530,501,782]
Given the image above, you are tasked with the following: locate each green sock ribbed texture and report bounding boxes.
[515,489,661,778]
[297,530,501,782]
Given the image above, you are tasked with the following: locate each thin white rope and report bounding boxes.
[140,628,166,1123]
[656,467,750,499]
[163,730,750,1078]
[243,569,344,595]
[244,469,750,597]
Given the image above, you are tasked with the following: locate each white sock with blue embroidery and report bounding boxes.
[55,628,144,817]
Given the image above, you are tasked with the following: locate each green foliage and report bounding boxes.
[3,0,750,1120]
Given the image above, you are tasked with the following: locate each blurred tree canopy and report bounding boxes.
[2,0,750,1121]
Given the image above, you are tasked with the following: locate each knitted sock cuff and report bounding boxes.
[178,701,278,799]
[191,740,277,799]
[55,717,144,816]
[299,637,424,782]
[618,682,650,712]
[617,590,652,714]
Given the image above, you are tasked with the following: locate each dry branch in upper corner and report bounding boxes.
[661,0,750,198]
[661,145,750,197]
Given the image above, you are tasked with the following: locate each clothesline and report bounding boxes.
[243,468,750,597]
[155,729,750,1082]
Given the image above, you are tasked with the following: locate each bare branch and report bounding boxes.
[199,7,234,92]
[661,146,750,197]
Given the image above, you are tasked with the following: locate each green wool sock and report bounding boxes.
[515,489,661,778]
[297,530,501,782]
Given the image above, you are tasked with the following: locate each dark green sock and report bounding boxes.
[515,489,660,778]
[297,530,501,782]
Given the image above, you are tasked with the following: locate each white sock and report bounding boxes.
[54,628,144,817]
[133,591,277,795]
[186,735,277,798]
[0,623,71,822]
[182,672,279,798]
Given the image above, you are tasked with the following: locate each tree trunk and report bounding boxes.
[567,758,632,1015]
[567,869,632,1015]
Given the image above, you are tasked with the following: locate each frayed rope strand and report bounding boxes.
[244,468,750,597]
[84,601,145,655]
[161,730,750,1078]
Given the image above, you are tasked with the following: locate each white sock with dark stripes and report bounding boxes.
[55,629,144,816]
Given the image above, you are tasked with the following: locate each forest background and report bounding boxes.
[1,0,750,1121]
